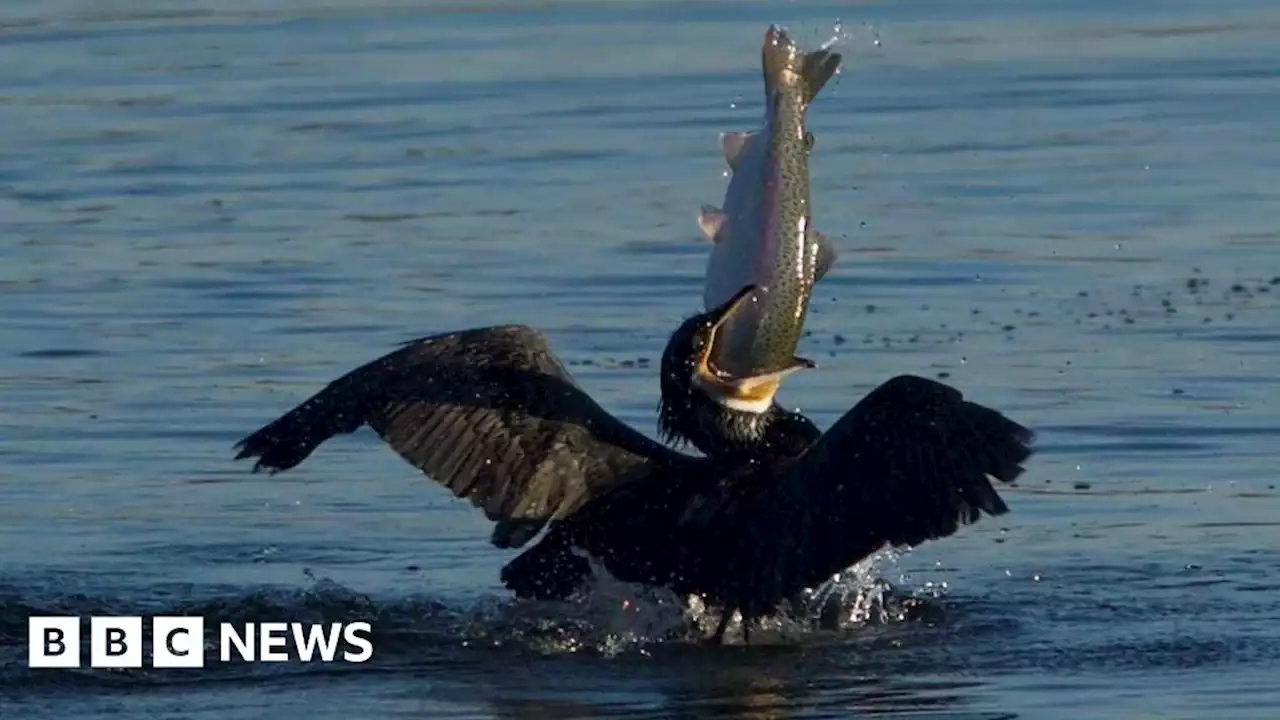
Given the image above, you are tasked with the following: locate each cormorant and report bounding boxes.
[234,285,1033,642]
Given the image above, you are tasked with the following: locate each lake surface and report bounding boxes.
[2,0,1279,717]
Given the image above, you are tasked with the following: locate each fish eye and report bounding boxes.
[804,132,815,151]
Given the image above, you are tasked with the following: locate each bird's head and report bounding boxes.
[658,285,819,459]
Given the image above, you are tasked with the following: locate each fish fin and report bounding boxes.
[741,357,818,380]
[800,47,842,105]
[730,356,818,400]
[761,25,842,105]
[698,205,727,242]
[719,131,751,170]
[791,356,818,371]
[809,229,838,281]
[695,355,816,414]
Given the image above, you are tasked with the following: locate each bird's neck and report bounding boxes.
[682,393,820,461]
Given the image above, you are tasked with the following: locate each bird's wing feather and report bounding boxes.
[233,325,693,548]
[747,374,1033,609]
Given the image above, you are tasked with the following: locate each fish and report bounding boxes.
[695,25,843,412]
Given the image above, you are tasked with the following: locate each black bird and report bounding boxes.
[234,285,1033,642]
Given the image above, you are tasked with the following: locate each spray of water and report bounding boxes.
[820,18,883,55]
[493,546,934,650]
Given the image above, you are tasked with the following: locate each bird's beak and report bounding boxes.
[692,285,815,412]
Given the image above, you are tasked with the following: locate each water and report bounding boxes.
[2,0,1279,716]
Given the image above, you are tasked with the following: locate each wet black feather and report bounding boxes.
[233,325,692,549]
[234,321,1033,638]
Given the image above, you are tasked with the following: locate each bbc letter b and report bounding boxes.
[29,617,81,668]
[91,617,142,668]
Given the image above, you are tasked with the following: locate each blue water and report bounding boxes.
[2,0,1279,717]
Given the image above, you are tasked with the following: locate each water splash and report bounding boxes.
[449,547,935,650]
[820,18,883,56]
[794,547,918,629]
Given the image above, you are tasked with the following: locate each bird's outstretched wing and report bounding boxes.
[233,325,694,548]
[746,374,1033,610]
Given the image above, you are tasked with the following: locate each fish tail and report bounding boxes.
[761,25,842,105]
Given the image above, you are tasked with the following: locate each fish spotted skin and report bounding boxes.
[698,24,842,400]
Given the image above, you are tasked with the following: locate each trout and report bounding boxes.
[694,25,842,413]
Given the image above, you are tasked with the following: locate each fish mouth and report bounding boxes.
[692,285,814,413]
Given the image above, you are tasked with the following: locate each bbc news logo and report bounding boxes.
[28,617,373,668]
